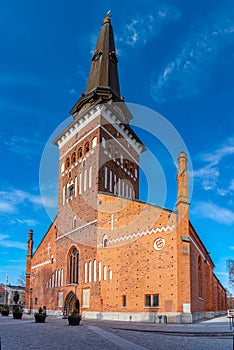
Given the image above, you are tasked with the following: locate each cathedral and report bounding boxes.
[25,15,227,323]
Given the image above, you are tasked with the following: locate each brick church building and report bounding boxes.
[25,14,227,323]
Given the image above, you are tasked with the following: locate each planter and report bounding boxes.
[13,312,23,319]
[34,314,46,323]
[68,316,81,326]
[1,310,9,316]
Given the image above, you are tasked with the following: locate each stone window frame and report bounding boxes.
[67,247,79,285]
[144,294,159,308]
[122,295,127,308]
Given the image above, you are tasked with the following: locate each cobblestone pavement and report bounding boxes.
[0,314,233,350]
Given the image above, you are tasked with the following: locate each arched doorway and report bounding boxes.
[64,291,80,313]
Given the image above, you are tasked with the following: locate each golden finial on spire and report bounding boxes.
[104,10,112,23]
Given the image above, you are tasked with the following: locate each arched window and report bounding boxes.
[67,184,74,198]
[102,136,106,148]
[92,136,97,148]
[104,166,108,189]
[84,262,88,283]
[198,256,202,297]
[120,154,123,164]
[68,248,79,284]
[93,259,97,282]
[85,142,89,153]
[103,234,108,248]
[88,261,92,282]
[73,216,77,229]
[78,147,82,159]
[61,163,65,173]
[66,157,70,169]
[71,152,76,164]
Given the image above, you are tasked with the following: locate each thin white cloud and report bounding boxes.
[0,202,15,213]
[117,5,180,46]
[194,137,234,193]
[0,188,56,215]
[229,179,234,191]
[151,2,234,101]
[192,201,234,225]
[215,271,229,277]
[3,135,43,156]
[10,219,39,227]
[0,234,27,250]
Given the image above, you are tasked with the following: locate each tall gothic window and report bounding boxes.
[85,142,90,153]
[198,255,202,297]
[69,248,79,284]
[78,147,82,159]
[65,157,70,169]
[92,136,97,148]
[71,152,76,164]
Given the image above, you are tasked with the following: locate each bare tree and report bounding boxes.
[17,271,26,286]
[227,259,234,292]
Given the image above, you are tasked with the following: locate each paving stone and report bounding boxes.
[0,314,233,350]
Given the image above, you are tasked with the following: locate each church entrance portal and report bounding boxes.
[64,291,80,314]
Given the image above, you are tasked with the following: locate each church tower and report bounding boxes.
[53,14,145,242]
[25,14,227,321]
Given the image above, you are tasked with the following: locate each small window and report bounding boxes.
[103,234,108,247]
[145,294,159,307]
[35,297,38,305]
[92,136,97,148]
[71,152,76,163]
[61,163,65,173]
[73,216,77,229]
[102,136,106,148]
[145,295,151,307]
[122,295,126,307]
[135,168,138,178]
[85,142,89,153]
[78,147,82,159]
[120,154,123,164]
[66,157,70,169]
[67,184,74,198]
[152,294,159,307]
[104,167,108,189]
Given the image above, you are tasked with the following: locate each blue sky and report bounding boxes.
[0,0,234,291]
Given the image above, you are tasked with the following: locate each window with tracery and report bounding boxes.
[69,248,79,284]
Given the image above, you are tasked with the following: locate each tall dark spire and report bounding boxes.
[70,14,122,117]
[86,14,120,96]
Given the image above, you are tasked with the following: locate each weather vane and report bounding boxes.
[104,9,112,23]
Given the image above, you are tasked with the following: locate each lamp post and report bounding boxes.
[4,273,8,305]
